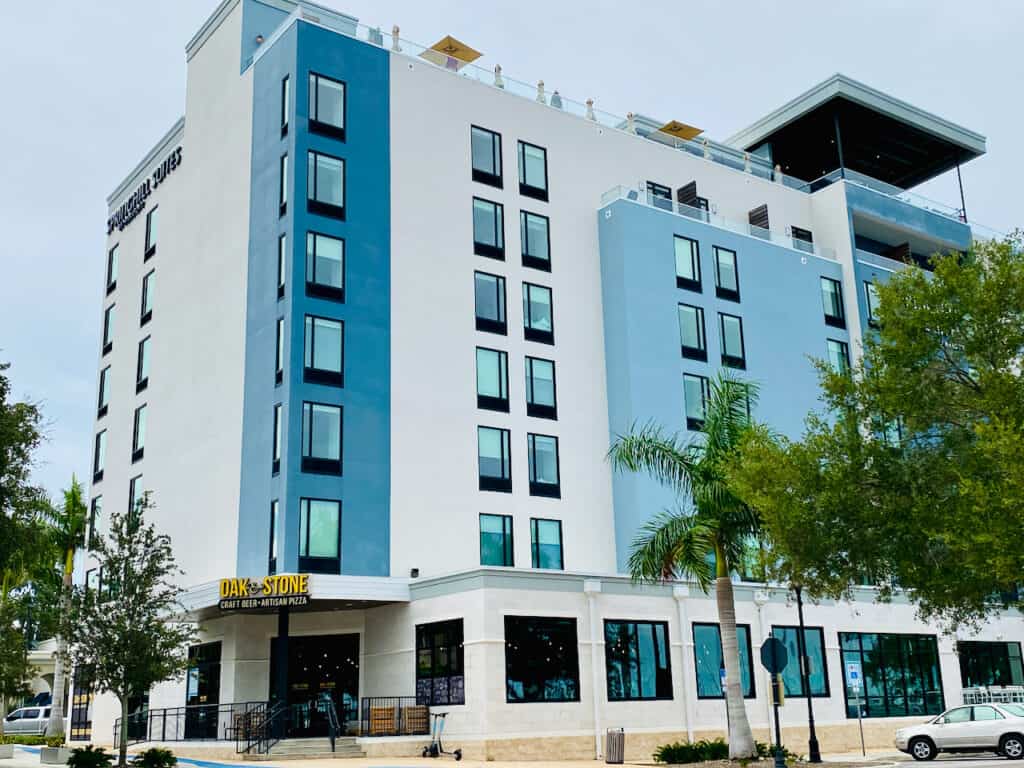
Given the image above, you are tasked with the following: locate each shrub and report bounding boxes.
[755,741,801,761]
[67,745,114,768]
[1,735,63,746]
[134,747,177,768]
[654,737,729,764]
[47,736,66,748]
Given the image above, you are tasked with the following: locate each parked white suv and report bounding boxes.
[3,706,52,735]
[896,704,1024,760]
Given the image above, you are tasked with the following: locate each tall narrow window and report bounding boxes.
[269,499,279,574]
[480,514,513,567]
[530,518,563,568]
[93,430,107,483]
[141,270,154,325]
[272,404,282,474]
[472,198,504,259]
[102,305,115,355]
[474,271,506,334]
[280,75,290,135]
[522,283,553,344]
[683,373,710,431]
[301,402,342,474]
[865,281,881,328]
[306,232,344,301]
[277,234,287,299]
[771,626,829,697]
[527,434,560,498]
[504,616,579,702]
[678,304,707,361]
[693,623,755,698]
[605,620,673,701]
[275,318,285,385]
[520,211,550,271]
[308,72,346,140]
[279,154,288,216]
[132,404,147,463]
[719,313,746,369]
[129,475,143,518]
[144,207,158,259]
[675,236,700,292]
[298,498,341,572]
[517,141,549,201]
[477,426,511,492]
[97,366,111,419]
[416,619,465,706]
[307,151,345,219]
[714,246,739,302]
[106,244,118,294]
[821,277,845,328]
[471,125,502,187]
[525,357,556,419]
[304,316,344,386]
[136,336,151,392]
[88,496,102,549]
[827,339,850,374]
[476,347,509,412]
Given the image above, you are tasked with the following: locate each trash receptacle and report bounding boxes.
[606,728,625,764]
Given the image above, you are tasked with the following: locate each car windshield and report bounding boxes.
[1002,704,1024,717]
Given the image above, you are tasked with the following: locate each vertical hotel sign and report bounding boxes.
[106,146,183,234]
[218,574,311,610]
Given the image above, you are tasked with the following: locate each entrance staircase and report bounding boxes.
[242,737,366,761]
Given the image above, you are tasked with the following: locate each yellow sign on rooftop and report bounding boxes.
[658,120,703,141]
[420,35,482,69]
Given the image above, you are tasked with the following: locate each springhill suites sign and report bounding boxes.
[106,146,183,234]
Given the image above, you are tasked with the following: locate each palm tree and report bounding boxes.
[44,477,87,738]
[609,374,760,759]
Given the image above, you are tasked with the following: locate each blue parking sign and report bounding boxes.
[846,662,862,687]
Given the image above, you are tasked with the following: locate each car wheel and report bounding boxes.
[1001,735,1024,760]
[910,737,936,761]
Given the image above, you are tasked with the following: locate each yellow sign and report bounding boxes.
[218,574,311,610]
[419,35,482,70]
[658,120,703,141]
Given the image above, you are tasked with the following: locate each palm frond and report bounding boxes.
[608,422,699,497]
[627,510,715,590]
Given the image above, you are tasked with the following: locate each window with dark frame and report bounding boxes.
[280,75,290,136]
[277,234,287,299]
[476,347,509,412]
[301,402,342,475]
[102,305,115,355]
[529,517,563,568]
[839,632,944,718]
[692,622,755,699]
[821,277,845,328]
[675,236,701,292]
[106,244,118,294]
[504,616,579,702]
[520,211,551,271]
[279,155,288,216]
[525,356,556,419]
[474,271,506,334]
[719,313,746,369]
[144,207,158,259]
[472,197,504,259]
[770,625,829,698]
[517,141,549,201]
[683,373,710,431]
[272,403,282,474]
[714,246,739,301]
[480,514,513,566]
[140,270,154,325]
[865,281,881,328]
[131,404,146,463]
[304,315,344,386]
[678,304,707,361]
[88,496,101,549]
[791,225,814,254]
[308,72,346,140]
[470,125,502,188]
[416,619,465,706]
[136,336,151,392]
[97,366,111,419]
[477,426,511,492]
[522,282,554,344]
[298,498,341,572]
[604,620,673,701]
[307,150,345,219]
[268,499,279,574]
[527,434,560,498]
[306,232,344,301]
[275,318,285,385]
[128,475,143,518]
[93,430,106,482]
[827,339,850,374]
[957,641,1024,688]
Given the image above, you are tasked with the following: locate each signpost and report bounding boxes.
[845,662,866,756]
[760,638,789,768]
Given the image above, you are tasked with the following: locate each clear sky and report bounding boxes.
[0,0,1020,500]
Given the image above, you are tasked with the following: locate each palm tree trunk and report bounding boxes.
[46,557,74,738]
[715,557,755,758]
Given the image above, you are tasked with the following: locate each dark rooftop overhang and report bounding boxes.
[726,74,986,190]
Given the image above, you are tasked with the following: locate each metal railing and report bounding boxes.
[359,697,430,737]
[237,700,287,755]
[963,686,1024,705]
[113,701,270,746]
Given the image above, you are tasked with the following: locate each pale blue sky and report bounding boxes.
[0,0,1020,500]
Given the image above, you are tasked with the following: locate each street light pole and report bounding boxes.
[795,585,822,763]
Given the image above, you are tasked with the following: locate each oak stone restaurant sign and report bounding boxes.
[106,145,183,234]
[218,573,311,611]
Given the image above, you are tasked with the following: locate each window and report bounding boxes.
[719,313,745,369]
[530,517,563,568]
[678,304,707,361]
[272,404,282,474]
[102,305,115,355]
[128,475,143,517]
[307,150,345,219]
[279,154,288,215]
[308,72,346,140]
[693,622,755,698]
[839,632,944,718]
[277,234,286,299]
[525,357,556,419]
[522,283,553,344]
[298,498,341,572]
[136,336,151,392]
[605,620,672,701]
[527,434,560,498]
[476,347,509,412]
[520,211,550,271]
[472,197,504,259]
[480,514,513,566]
[474,271,506,334]
[93,430,106,482]
[477,426,511,492]
[106,245,118,294]
[304,316,344,386]
[646,181,672,211]
[88,496,102,549]
[144,207,158,259]
[865,280,881,328]
[505,616,578,702]
[517,141,549,201]
[97,366,111,419]
[306,232,344,301]
[275,318,285,385]
[416,619,465,706]
[301,402,342,474]
[957,641,1024,688]
[974,705,1005,722]
[943,706,972,724]
[269,499,279,574]
[675,236,701,292]
[132,404,146,463]
[827,339,850,374]
[821,277,845,328]
[280,75,290,135]
[771,626,829,697]
[683,373,710,431]
[471,125,502,187]
[791,226,814,254]
[140,270,154,325]
[714,246,739,301]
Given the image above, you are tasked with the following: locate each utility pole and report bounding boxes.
[794,585,822,763]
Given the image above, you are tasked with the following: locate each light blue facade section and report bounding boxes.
[845,183,971,250]
[240,0,290,72]
[598,200,847,572]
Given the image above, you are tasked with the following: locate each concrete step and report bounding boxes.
[241,738,366,761]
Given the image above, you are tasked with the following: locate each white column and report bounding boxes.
[584,579,603,759]
[753,589,773,731]
[673,585,695,742]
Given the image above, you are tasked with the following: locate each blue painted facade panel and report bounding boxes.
[845,183,971,250]
[240,0,290,72]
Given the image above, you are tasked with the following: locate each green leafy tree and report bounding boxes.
[0,601,35,738]
[62,495,197,767]
[609,374,760,758]
[730,234,1024,627]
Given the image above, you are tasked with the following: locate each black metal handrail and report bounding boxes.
[237,700,287,755]
[359,696,430,737]
[114,701,269,746]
